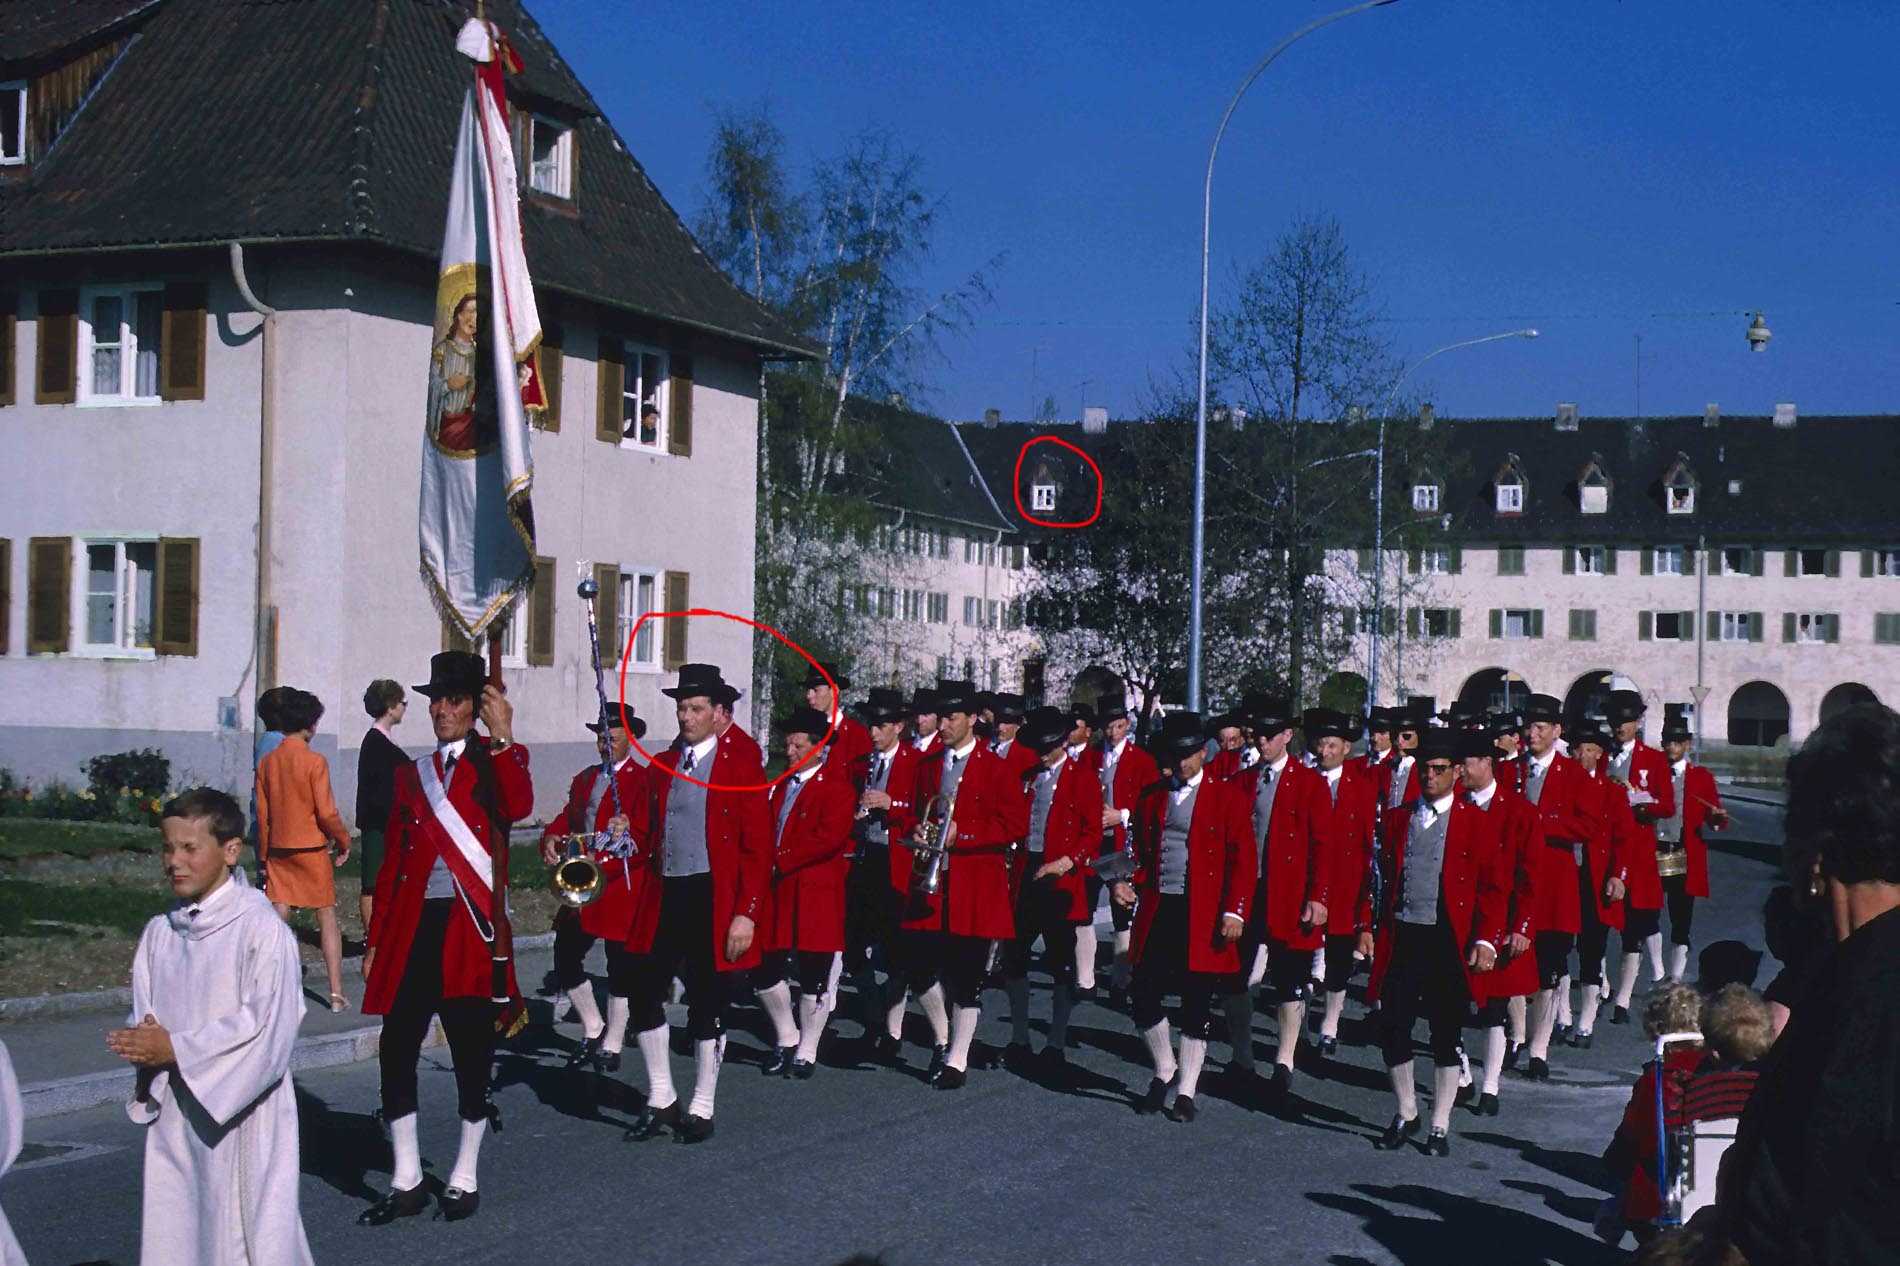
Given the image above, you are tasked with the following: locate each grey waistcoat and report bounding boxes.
[938,748,972,803]
[1027,764,1059,854]
[862,749,895,846]
[775,775,807,843]
[1524,757,1550,805]
[1656,765,1687,844]
[1160,783,1197,895]
[1253,765,1282,872]
[663,749,713,876]
[1398,804,1451,926]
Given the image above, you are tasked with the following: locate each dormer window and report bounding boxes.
[526,115,574,199]
[1662,452,1697,515]
[1,82,25,166]
[1411,483,1439,512]
[1577,454,1611,515]
[1496,483,1523,514]
[1493,452,1527,516]
[1030,483,1056,512]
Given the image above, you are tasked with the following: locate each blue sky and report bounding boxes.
[532,0,1898,423]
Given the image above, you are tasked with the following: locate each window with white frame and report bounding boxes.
[1718,611,1752,642]
[1580,483,1609,514]
[1411,483,1439,512]
[80,286,164,404]
[927,592,949,623]
[490,608,525,668]
[987,659,1000,691]
[961,657,976,681]
[0,82,24,166]
[1030,483,1056,512]
[1721,546,1757,576]
[1795,612,1830,643]
[526,115,574,199]
[1877,549,1900,578]
[986,599,1000,629]
[1422,608,1455,638]
[618,344,670,450]
[902,589,923,622]
[1654,611,1688,641]
[1667,484,1695,514]
[1575,545,1607,575]
[962,596,980,627]
[1496,482,1524,513]
[1419,547,1451,575]
[1797,549,1829,577]
[1654,545,1685,575]
[1501,609,1536,639]
[935,655,951,679]
[618,569,659,669]
[78,538,158,654]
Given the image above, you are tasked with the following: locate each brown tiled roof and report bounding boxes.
[0,0,816,358]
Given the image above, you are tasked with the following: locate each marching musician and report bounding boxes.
[1562,721,1635,1045]
[1361,706,1397,780]
[753,706,855,1079]
[1516,695,1599,1081]
[1091,696,1157,1007]
[1384,703,1425,811]
[1604,690,1676,1017]
[1115,711,1254,1123]
[1000,705,1099,1078]
[621,663,771,1145]
[910,686,943,757]
[1492,710,1526,795]
[1656,703,1727,980]
[1460,728,1541,1115]
[804,661,871,776]
[1225,696,1328,1107]
[850,687,921,1061]
[1310,708,1379,1067]
[539,712,650,1073]
[360,652,531,1224]
[1362,728,1504,1158]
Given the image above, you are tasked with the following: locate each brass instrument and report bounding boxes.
[549,834,605,907]
[908,792,957,902]
[548,566,636,911]
[1655,845,1689,879]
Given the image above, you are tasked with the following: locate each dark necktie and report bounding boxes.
[681,748,697,777]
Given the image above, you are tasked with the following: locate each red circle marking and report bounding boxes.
[1012,436,1103,529]
[616,608,833,792]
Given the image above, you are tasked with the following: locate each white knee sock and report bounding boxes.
[795,993,827,1064]
[1050,983,1075,1050]
[1248,944,1268,989]
[390,1111,422,1190]
[884,991,908,1042]
[636,1024,676,1110]
[1389,1059,1418,1120]
[1644,932,1665,981]
[1507,995,1528,1044]
[1578,983,1604,1034]
[919,983,950,1045]
[1007,977,1032,1046]
[447,1116,486,1193]
[946,1004,981,1072]
[1527,990,1557,1060]
[1482,1025,1506,1095]
[755,980,798,1048]
[1276,1001,1305,1070]
[1178,1036,1209,1098]
[688,1037,722,1118]
[1598,960,1613,1001]
[1222,992,1255,1073]
[1457,1043,1473,1088]
[1321,988,1347,1039]
[1615,952,1643,1008]
[1141,1019,1177,1082]
[1431,1064,1461,1133]
[822,952,844,1016]
[1074,925,1098,991]
[1555,973,1574,1027]
[566,984,604,1039]
[1111,932,1132,988]
[602,996,630,1054]
[1668,942,1689,982]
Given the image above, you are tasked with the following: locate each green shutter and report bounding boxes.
[1707,610,1721,641]
[1640,547,1654,575]
[1784,550,1797,577]
[1406,607,1420,638]
[1448,547,1463,575]
[1407,548,1421,574]
[1749,612,1764,642]
[1825,613,1841,643]
[1825,550,1841,577]
[1341,609,1356,637]
[1562,548,1575,575]
[1489,608,1502,639]
[1530,609,1545,639]
[1862,550,1875,578]
[1449,609,1461,638]
[527,556,556,666]
[1603,547,1617,575]
[1639,610,1653,640]
[1783,612,1797,643]
[1751,551,1765,578]
[1356,548,1372,573]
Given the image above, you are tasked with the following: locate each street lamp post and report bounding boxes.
[1365,328,1539,706]
[1188,0,1399,712]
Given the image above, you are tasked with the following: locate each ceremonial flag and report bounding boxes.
[420,17,546,642]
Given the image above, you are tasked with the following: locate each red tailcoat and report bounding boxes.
[626,726,772,972]
[821,714,873,783]
[541,759,651,941]
[1678,763,1723,899]
[911,731,942,760]
[764,763,855,953]
[1206,745,1249,783]
[1592,767,1656,913]
[1469,784,1543,1001]
[1366,798,1506,1004]
[1099,738,1160,858]
[1027,752,1105,922]
[1238,758,1330,950]
[1615,740,1676,906]
[1525,752,1599,936]
[1322,763,1379,937]
[906,741,1030,939]
[1128,773,1255,975]
[867,742,929,895]
[365,740,532,1014]
[1496,755,1525,796]
[994,737,1041,891]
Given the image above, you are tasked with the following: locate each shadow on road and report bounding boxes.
[1466,1129,1616,1194]
[1312,1181,1623,1266]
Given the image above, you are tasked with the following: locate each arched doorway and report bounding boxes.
[1563,670,1617,723]
[1728,681,1791,747]
[1459,668,1532,714]
[1318,671,1367,716]
[1819,682,1879,725]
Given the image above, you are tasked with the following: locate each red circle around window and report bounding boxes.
[1012,436,1103,529]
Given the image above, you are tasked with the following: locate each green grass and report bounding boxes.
[0,879,167,939]
[0,818,153,863]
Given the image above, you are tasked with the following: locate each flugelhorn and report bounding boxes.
[908,792,957,902]
[549,835,604,907]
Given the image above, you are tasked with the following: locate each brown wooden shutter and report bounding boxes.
[527,555,556,666]
[26,536,71,653]
[595,335,623,443]
[536,323,563,432]
[35,290,77,404]
[667,353,694,457]
[0,293,15,407]
[0,538,10,655]
[159,282,207,401]
[153,537,201,656]
[593,563,620,654]
[662,570,689,669]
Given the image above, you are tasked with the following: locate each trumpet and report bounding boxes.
[908,792,957,902]
[548,834,604,907]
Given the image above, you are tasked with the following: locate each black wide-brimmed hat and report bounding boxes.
[990,691,1027,723]
[934,679,981,715]
[1523,693,1564,724]
[1456,730,1496,761]
[1400,696,1436,730]
[1302,708,1360,742]
[1154,711,1210,760]
[1414,727,1460,762]
[663,662,742,705]
[1365,705,1397,734]
[1569,717,1612,750]
[1096,697,1130,724]
[772,705,832,739]
[586,712,648,740]
[856,686,910,724]
[909,685,941,715]
[414,651,487,700]
[1017,705,1072,756]
[1606,689,1647,725]
[1489,709,1526,736]
[1068,701,1097,728]
[1208,703,1252,733]
[1441,701,1486,730]
[1661,703,1693,742]
[1247,693,1296,733]
[801,661,851,692]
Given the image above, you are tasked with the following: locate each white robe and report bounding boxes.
[0,1039,25,1266]
[126,878,312,1265]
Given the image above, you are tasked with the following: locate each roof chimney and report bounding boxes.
[982,408,1001,428]
[1418,403,1434,429]
[1773,402,1796,428]
[1555,403,1579,432]
[1082,405,1108,434]
[1704,403,1720,428]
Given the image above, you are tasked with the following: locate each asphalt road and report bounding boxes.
[12,805,1786,1266]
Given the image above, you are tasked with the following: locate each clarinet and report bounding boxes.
[576,567,633,859]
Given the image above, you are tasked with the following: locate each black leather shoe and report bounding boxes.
[791,1059,817,1080]
[1268,1063,1294,1108]
[1611,1006,1630,1026]
[1374,1114,1421,1150]
[1574,1030,1594,1050]
[1136,1076,1171,1115]
[1502,1041,1522,1072]
[1002,1041,1035,1072]
[358,1183,430,1226]
[1564,1027,1583,1048]
[1475,1092,1500,1116]
[1455,1082,1476,1107]
[872,1033,902,1066]
[624,1099,680,1142]
[1555,1022,1573,1045]
[935,1066,967,1090]
[1319,1035,1339,1057]
[925,1043,949,1083]
[566,1033,603,1070]
[436,1186,480,1221]
[676,1112,715,1144]
[598,1050,622,1074]
[1526,1057,1550,1081]
[762,1045,796,1076]
[1426,1130,1451,1158]
[1167,1094,1197,1122]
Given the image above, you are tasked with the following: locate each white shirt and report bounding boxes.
[679,734,717,771]
[1266,753,1290,779]
[1415,790,1457,826]
[948,738,978,763]
[437,737,468,763]
[1170,769,1204,804]
[1322,765,1343,791]
[1106,736,1130,763]
[1468,780,1498,809]
[1065,743,1086,761]
[790,762,819,787]
[1671,757,1689,775]
[1528,748,1557,779]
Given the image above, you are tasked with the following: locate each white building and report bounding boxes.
[0,0,811,817]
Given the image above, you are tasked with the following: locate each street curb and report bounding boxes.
[1721,790,1784,808]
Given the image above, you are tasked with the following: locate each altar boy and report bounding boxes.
[109,787,312,1265]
